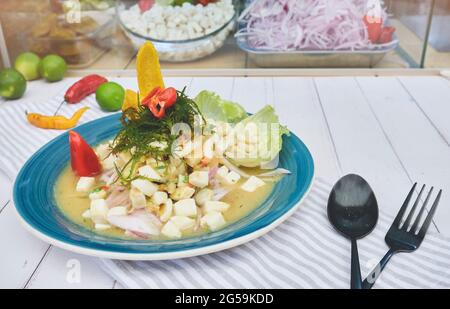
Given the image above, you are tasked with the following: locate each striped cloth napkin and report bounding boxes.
[2,93,450,289]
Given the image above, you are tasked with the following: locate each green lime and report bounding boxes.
[14,52,41,81]
[39,54,67,82]
[96,82,125,112]
[0,68,27,100]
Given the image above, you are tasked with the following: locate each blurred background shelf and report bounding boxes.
[0,0,449,72]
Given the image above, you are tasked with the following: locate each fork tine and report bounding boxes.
[418,190,442,238]
[411,187,433,232]
[392,183,417,228]
[402,184,425,230]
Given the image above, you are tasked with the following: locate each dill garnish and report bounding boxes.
[111,87,204,185]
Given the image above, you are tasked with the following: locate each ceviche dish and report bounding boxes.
[55,42,290,240]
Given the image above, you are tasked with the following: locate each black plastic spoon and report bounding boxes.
[327,174,379,289]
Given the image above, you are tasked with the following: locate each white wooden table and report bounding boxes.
[1,74,449,289]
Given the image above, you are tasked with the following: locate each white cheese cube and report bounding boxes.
[203,201,230,214]
[90,199,108,224]
[170,216,195,231]
[130,188,147,209]
[174,199,197,217]
[226,171,241,184]
[81,209,91,219]
[201,212,226,231]
[152,191,168,205]
[203,138,215,160]
[95,223,112,231]
[216,166,229,178]
[131,179,158,197]
[89,189,107,200]
[194,188,214,206]
[159,199,173,222]
[76,177,96,193]
[189,171,209,188]
[101,155,116,170]
[171,186,195,201]
[241,176,265,192]
[138,165,163,181]
[161,221,182,239]
[107,206,128,217]
[95,143,111,160]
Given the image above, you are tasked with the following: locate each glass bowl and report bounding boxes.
[116,0,237,62]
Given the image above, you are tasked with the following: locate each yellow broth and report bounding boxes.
[54,165,275,239]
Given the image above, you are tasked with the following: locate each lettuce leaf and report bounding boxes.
[194,91,247,123]
[227,105,289,168]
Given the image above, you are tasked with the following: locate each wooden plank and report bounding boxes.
[232,77,273,113]
[272,77,341,181]
[26,247,115,289]
[188,77,234,99]
[356,76,450,234]
[0,168,11,213]
[0,206,50,288]
[314,77,432,221]
[398,76,450,144]
[67,68,443,79]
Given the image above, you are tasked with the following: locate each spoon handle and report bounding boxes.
[350,238,363,289]
[362,249,396,289]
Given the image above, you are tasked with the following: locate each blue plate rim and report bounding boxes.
[12,114,315,261]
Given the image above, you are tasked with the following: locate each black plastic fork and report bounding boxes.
[362,183,442,289]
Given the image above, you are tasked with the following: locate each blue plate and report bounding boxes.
[13,114,315,260]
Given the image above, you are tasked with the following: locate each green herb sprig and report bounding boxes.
[111,87,204,185]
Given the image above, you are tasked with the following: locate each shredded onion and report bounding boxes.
[236,0,397,51]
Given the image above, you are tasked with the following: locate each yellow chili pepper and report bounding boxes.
[121,89,139,111]
[26,107,89,130]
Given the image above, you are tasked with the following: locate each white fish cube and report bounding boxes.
[194,188,214,206]
[161,220,182,239]
[131,179,158,197]
[189,171,209,188]
[152,191,168,205]
[201,212,226,231]
[95,223,112,231]
[203,201,230,214]
[159,199,173,222]
[76,177,96,193]
[107,206,128,217]
[130,188,147,209]
[89,189,107,200]
[174,199,197,217]
[171,186,195,201]
[170,216,195,231]
[241,176,265,192]
[138,165,163,181]
[226,171,241,184]
[95,143,111,160]
[90,199,108,224]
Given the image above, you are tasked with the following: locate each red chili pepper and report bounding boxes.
[141,87,177,119]
[378,26,395,44]
[363,15,383,44]
[138,0,154,12]
[69,131,102,177]
[64,74,108,104]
